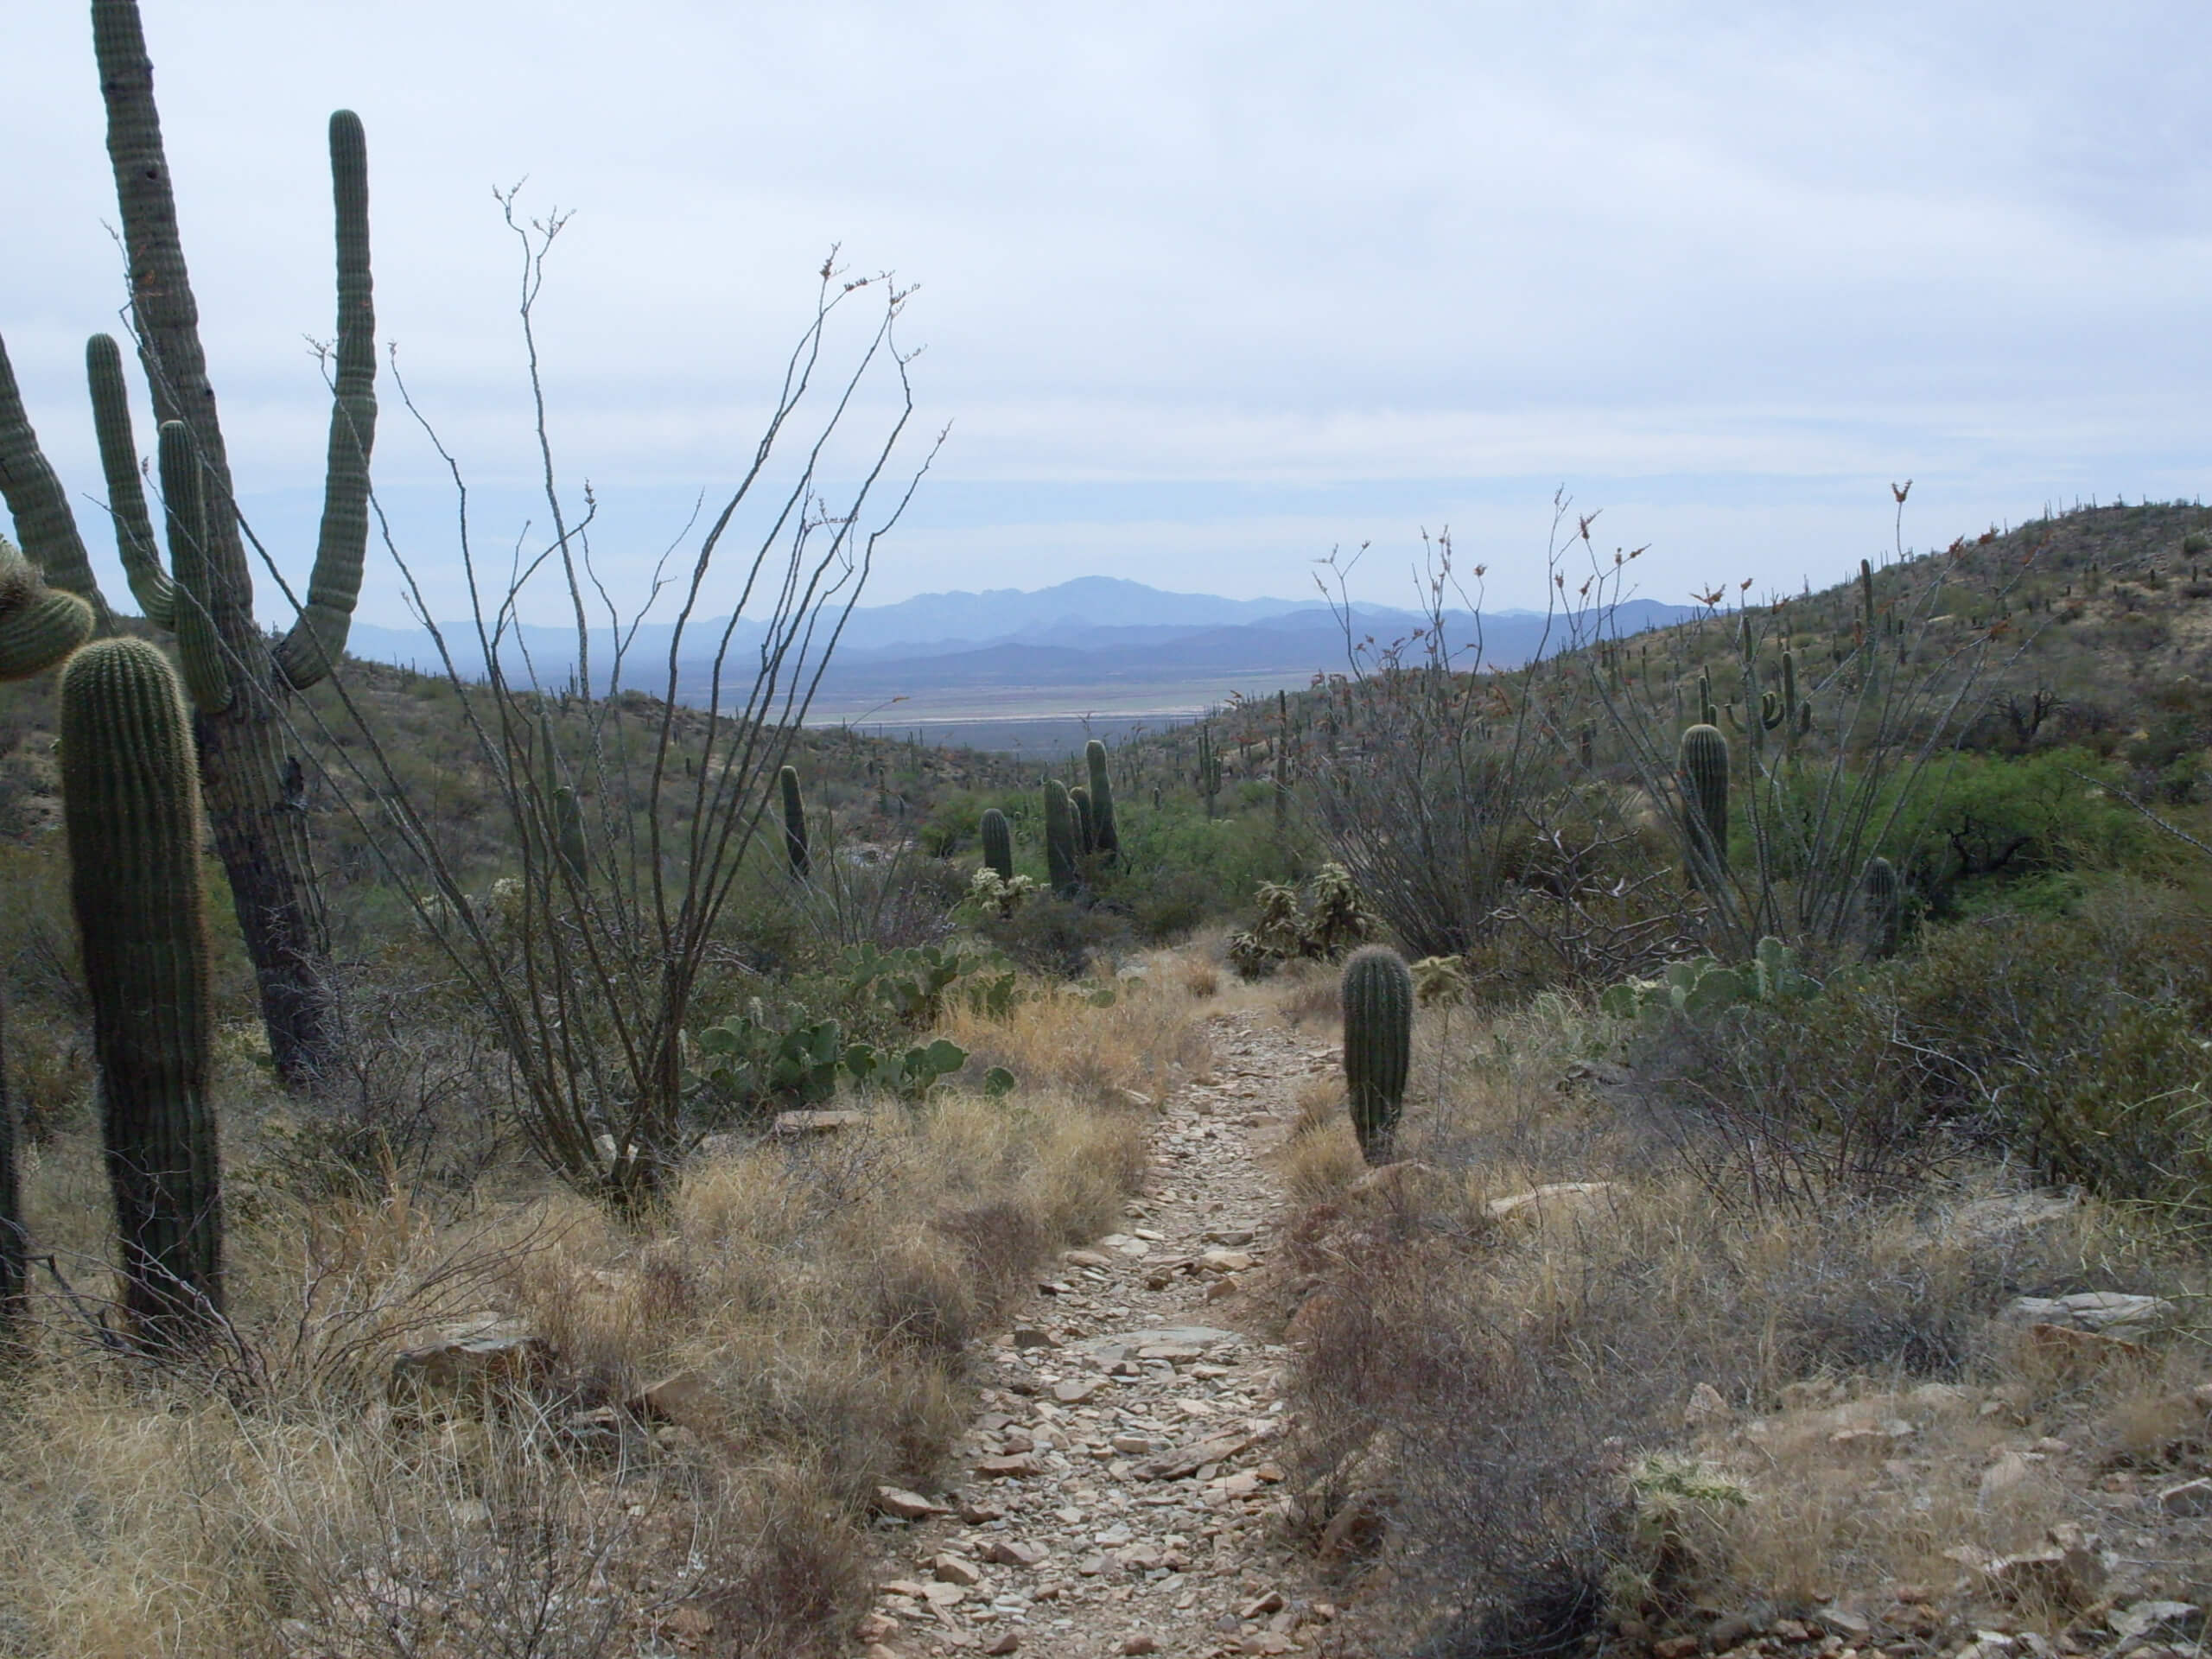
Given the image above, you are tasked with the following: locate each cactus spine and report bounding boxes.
[60,638,220,1341]
[1044,779,1079,897]
[1084,738,1120,865]
[980,806,1014,882]
[1859,855,1902,960]
[1341,945,1413,1165]
[1679,723,1731,887]
[779,764,810,880]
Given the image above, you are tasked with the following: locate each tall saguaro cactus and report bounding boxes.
[1084,739,1120,866]
[60,638,220,1342]
[1859,855,1902,960]
[0,3,376,1086]
[1341,945,1413,1165]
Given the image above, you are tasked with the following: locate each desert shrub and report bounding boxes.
[977,893,1129,978]
[1633,880,2212,1223]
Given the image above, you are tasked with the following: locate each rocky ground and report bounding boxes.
[854,1008,1342,1659]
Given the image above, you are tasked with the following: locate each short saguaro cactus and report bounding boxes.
[1341,944,1414,1165]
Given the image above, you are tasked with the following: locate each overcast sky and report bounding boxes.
[3,1,2207,626]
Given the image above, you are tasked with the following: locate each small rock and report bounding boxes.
[2157,1478,2212,1516]
[920,1580,967,1607]
[1983,1524,2104,1609]
[388,1319,553,1407]
[1241,1589,1287,1618]
[976,1453,1041,1478]
[627,1371,718,1433]
[1812,1606,1871,1640]
[1705,1611,1760,1649]
[2000,1291,2176,1338]
[771,1108,868,1134]
[1980,1451,2038,1503]
[1012,1327,1058,1350]
[958,1498,1005,1524]
[1199,1248,1257,1273]
[855,1612,899,1641]
[1484,1180,1616,1222]
[982,1539,1045,1567]
[934,1554,983,1586]
[1054,1377,1103,1404]
[1684,1382,1729,1427]
[984,1634,1021,1656]
[1656,1639,1702,1659]
[2111,1601,2200,1640]
[1063,1250,1114,1270]
[1121,1637,1160,1656]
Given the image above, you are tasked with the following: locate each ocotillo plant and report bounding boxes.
[1044,779,1079,897]
[779,765,810,879]
[1679,722,1731,887]
[980,806,1014,882]
[0,537,95,1330]
[1341,944,1413,1165]
[1859,855,1902,960]
[60,637,220,1343]
[1084,739,1119,866]
[0,10,377,1085]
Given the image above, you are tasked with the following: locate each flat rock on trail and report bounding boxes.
[857,1010,1345,1659]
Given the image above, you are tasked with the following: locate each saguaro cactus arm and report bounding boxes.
[86,333,177,628]
[779,764,810,879]
[0,536,97,682]
[272,110,376,690]
[0,334,114,625]
[156,421,232,714]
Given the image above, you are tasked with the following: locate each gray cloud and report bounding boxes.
[3,0,2207,626]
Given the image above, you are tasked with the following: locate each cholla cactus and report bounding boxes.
[1410,954,1471,1007]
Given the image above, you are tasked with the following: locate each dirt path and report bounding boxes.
[855,1007,1344,1659]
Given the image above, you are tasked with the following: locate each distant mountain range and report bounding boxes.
[343,576,1696,734]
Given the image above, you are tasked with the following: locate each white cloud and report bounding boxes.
[3,0,2207,625]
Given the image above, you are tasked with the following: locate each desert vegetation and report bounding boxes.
[6,5,2212,1658]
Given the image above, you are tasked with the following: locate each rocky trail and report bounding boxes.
[855,1008,1344,1659]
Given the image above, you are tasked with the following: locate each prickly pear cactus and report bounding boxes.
[59,637,220,1340]
[980,806,1014,882]
[1341,944,1413,1165]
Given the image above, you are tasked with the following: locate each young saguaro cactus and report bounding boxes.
[1859,855,1902,960]
[1044,779,1079,898]
[779,764,810,880]
[0,12,378,1086]
[1341,945,1413,1165]
[60,637,220,1341]
[1679,722,1731,887]
[1084,739,1120,866]
[980,806,1014,882]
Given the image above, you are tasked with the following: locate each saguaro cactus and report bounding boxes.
[779,765,810,880]
[0,4,378,1086]
[1044,779,1079,897]
[1679,723,1731,887]
[980,806,1014,882]
[1859,855,1902,960]
[1070,785,1096,858]
[1084,739,1119,866]
[60,638,220,1341]
[0,538,93,1330]
[1341,945,1413,1165]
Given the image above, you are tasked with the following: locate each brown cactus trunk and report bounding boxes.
[94,0,341,1084]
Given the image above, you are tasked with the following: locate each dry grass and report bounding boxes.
[1276,989,2209,1656]
[0,971,1189,1658]
[942,955,1212,1107]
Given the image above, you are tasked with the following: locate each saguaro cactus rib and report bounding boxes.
[60,637,220,1339]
